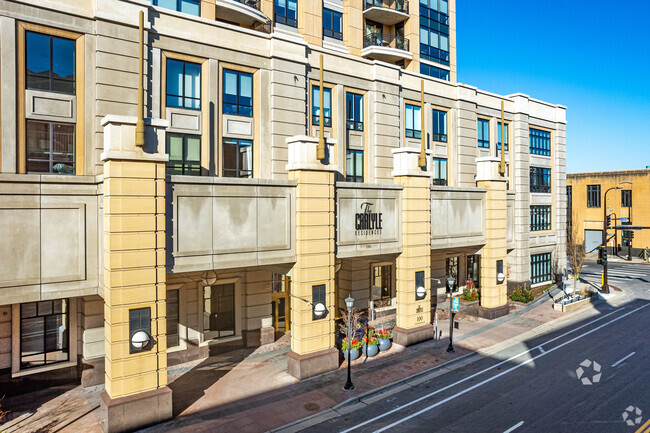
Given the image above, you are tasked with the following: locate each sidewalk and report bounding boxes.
[0,292,607,433]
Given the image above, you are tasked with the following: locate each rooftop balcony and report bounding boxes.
[215,0,271,31]
[362,32,412,63]
[363,0,409,26]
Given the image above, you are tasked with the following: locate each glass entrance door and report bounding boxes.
[271,274,290,332]
[203,283,235,340]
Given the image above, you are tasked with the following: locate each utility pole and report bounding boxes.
[601,187,620,294]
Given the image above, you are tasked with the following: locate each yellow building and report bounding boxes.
[567,169,650,255]
[0,1,566,431]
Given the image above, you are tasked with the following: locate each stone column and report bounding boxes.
[286,136,339,380]
[476,157,509,319]
[392,148,433,346]
[99,115,172,433]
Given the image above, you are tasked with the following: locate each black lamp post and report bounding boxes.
[344,295,355,391]
[446,276,455,353]
[602,186,620,293]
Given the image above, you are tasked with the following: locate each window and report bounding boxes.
[432,109,447,142]
[405,104,421,139]
[166,59,201,110]
[432,157,447,186]
[477,118,490,148]
[26,120,75,174]
[323,9,342,40]
[497,122,508,151]
[446,256,458,291]
[530,167,551,193]
[20,300,69,369]
[167,133,200,176]
[529,128,551,156]
[530,253,552,285]
[346,149,363,183]
[26,32,75,94]
[587,184,601,208]
[312,86,332,127]
[346,92,363,131]
[621,189,632,208]
[129,308,152,353]
[167,290,180,348]
[153,0,200,16]
[530,205,552,231]
[372,265,394,304]
[203,284,235,339]
[420,63,450,81]
[467,255,480,289]
[223,69,253,117]
[275,0,297,27]
[419,0,449,65]
[223,138,253,178]
[312,284,326,320]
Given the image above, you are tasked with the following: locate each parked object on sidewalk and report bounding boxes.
[377,329,392,351]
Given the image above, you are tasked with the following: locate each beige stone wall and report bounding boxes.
[81,295,105,360]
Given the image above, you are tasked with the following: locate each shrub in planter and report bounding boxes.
[376,329,392,351]
[362,333,379,357]
[461,286,479,302]
[342,337,361,361]
[510,286,534,303]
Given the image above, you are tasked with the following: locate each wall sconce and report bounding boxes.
[415,270,426,300]
[497,260,505,284]
[129,307,155,353]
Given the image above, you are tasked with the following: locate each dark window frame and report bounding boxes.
[420,63,450,81]
[587,184,601,208]
[26,120,75,175]
[274,0,298,27]
[322,8,343,40]
[432,108,447,142]
[166,289,180,348]
[222,69,253,117]
[312,284,326,320]
[477,118,490,148]
[497,121,509,151]
[26,31,76,95]
[529,128,551,156]
[621,189,632,208]
[166,58,201,110]
[20,300,70,369]
[432,157,447,186]
[419,1,450,65]
[312,86,332,127]
[346,149,364,183]
[530,205,552,231]
[346,92,364,131]
[166,133,201,176]
[530,252,552,285]
[153,0,200,16]
[530,166,552,193]
[405,104,421,139]
[222,137,253,178]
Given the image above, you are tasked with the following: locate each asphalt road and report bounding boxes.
[301,263,650,433]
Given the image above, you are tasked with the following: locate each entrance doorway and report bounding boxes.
[467,255,480,290]
[203,284,235,340]
[271,274,290,333]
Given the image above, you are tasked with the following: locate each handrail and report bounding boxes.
[363,0,409,14]
[233,0,261,11]
[363,32,410,51]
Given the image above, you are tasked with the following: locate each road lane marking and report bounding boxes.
[539,346,545,353]
[635,419,650,433]
[362,303,649,433]
[339,306,627,433]
[612,352,636,367]
[503,421,524,433]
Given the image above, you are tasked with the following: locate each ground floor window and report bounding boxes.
[467,255,480,289]
[167,289,180,348]
[26,120,75,174]
[203,284,235,339]
[167,133,201,175]
[372,264,394,306]
[223,138,252,178]
[530,253,552,284]
[272,274,290,332]
[446,256,459,291]
[432,157,447,186]
[346,149,364,183]
[20,300,69,369]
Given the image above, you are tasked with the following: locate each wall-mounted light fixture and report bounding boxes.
[496,260,505,284]
[415,270,426,300]
[129,307,155,353]
[290,287,329,321]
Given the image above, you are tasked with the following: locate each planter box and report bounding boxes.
[553,294,598,312]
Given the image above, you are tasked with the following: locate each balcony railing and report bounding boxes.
[364,0,409,14]
[432,178,448,186]
[234,0,261,10]
[363,32,410,51]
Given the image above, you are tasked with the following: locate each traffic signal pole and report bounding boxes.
[601,187,620,294]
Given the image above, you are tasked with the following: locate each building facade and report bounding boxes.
[0,0,566,431]
[567,169,650,255]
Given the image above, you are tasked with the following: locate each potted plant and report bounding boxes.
[362,331,379,357]
[376,329,392,351]
[342,337,361,361]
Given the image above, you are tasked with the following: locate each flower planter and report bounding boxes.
[362,343,379,357]
[378,338,391,351]
[343,347,360,361]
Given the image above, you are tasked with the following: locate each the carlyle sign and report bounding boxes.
[355,202,383,236]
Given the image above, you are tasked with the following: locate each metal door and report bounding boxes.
[584,229,602,253]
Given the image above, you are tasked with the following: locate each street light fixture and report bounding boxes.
[344,295,355,391]
[289,293,329,319]
[446,276,455,353]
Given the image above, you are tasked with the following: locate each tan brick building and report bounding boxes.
[0,0,566,431]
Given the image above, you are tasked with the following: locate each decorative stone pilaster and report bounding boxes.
[99,115,172,433]
[285,136,339,379]
[392,148,433,346]
[476,157,509,319]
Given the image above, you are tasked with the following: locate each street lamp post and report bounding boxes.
[446,276,455,353]
[602,186,620,294]
[344,295,355,391]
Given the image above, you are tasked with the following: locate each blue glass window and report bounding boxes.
[405,104,421,139]
[275,0,297,27]
[166,59,201,109]
[529,128,551,156]
[419,0,449,65]
[223,69,253,117]
[312,86,332,127]
[530,253,552,284]
[432,109,447,142]
[432,157,447,185]
[530,167,551,193]
[323,9,343,40]
[167,133,201,176]
[420,63,449,81]
[346,149,363,183]
[346,93,364,131]
[477,118,490,148]
[223,138,253,178]
[153,0,200,16]
[26,32,75,94]
[497,121,508,151]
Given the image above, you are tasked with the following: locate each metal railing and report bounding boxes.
[363,0,409,14]
[363,32,410,51]
[233,0,261,10]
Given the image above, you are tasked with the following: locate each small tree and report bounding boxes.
[566,215,585,298]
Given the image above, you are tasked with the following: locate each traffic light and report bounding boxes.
[597,245,607,265]
[630,231,635,240]
[606,215,612,228]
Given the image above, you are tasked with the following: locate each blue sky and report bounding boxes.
[456,0,650,173]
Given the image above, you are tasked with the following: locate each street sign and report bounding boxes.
[451,296,459,312]
[615,225,643,230]
[620,217,628,222]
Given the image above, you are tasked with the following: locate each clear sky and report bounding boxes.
[456,0,650,173]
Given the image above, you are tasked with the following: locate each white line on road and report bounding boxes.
[339,306,627,433]
[503,421,524,433]
[611,352,636,367]
[345,303,650,433]
[538,346,545,354]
